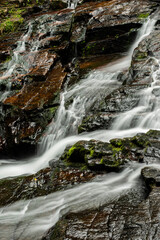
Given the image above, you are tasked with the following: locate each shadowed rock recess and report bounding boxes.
[0,0,160,239]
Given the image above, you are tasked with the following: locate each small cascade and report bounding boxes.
[0,15,157,179]
[39,70,121,153]
[3,23,33,78]
[39,15,158,153]
[128,16,157,61]
[67,0,79,9]
[111,57,160,131]
[0,12,73,91]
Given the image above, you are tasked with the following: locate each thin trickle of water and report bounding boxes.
[128,17,157,61]
[0,11,73,80]
[2,23,33,78]
[111,57,160,130]
[67,0,79,9]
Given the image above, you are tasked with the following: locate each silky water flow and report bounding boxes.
[0,13,159,240]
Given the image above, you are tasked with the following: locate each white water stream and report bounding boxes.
[0,14,159,240]
[1,162,160,240]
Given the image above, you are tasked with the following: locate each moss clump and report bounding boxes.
[110,139,125,157]
[146,130,160,138]
[82,42,97,57]
[103,158,122,168]
[63,143,89,163]
[49,106,58,115]
[0,8,24,34]
[110,139,123,147]
[115,34,119,39]
[81,164,88,171]
[136,52,148,60]
[131,135,150,148]
[138,13,150,19]
[100,158,104,164]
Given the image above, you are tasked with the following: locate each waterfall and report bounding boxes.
[1,161,159,240]
[0,15,158,180]
[38,70,121,154]
[39,16,158,153]
[0,13,159,240]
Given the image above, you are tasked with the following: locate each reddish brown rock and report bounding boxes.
[0,62,66,157]
[4,62,66,110]
[26,51,57,81]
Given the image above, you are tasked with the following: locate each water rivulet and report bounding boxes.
[0,10,159,240]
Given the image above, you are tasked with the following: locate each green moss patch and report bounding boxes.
[138,13,150,19]
[0,8,24,34]
[62,143,88,163]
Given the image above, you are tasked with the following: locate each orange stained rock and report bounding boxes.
[4,62,67,111]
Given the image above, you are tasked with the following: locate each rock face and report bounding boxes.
[0,0,158,156]
[42,130,160,240]
[142,166,160,188]
[0,0,160,238]
[43,186,160,240]
[0,166,97,207]
[71,0,158,56]
[62,129,160,168]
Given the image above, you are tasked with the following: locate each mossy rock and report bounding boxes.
[135,52,148,60]
[0,7,25,34]
[61,130,160,172]
[61,140,125,172]
[138,13,150,19]
[146,130,160,139]
[61,141,89,164]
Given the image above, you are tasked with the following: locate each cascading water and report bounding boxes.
[0,11,73,100]
[2,23,33,78]
[39,70,121,154]
[1,162,159,240]
[0,13,159,240]
[39,15,158,153]
[0,15,158,178]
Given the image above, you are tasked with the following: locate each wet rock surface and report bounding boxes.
[62,130,160,169]
[45,186,160,240]
[0,166,97,207]
[71,0,158,56]
[79,26,160,133]
[0,0,158,156]
[142,166,160,188]
[0,129,160,239]
[0,61,66,157]
[1,129,160,205]
[41,130,160,239]
[0,1,160,239]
